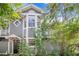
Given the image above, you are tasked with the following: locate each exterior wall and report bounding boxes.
[7,7,43,47]
[9,10,42,39]
[0,41,8,53]
[9,20,23,38]
[22,9,42,46]
[24,9,41,15]
[1,29,9,36]
[0,37,13,54]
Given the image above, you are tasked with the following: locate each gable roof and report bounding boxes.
[8,34,21,39]
[16,4,45,13]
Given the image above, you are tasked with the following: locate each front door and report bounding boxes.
[13,39,20,54]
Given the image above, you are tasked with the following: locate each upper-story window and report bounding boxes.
[28,15,35,27]
[14,20,21,27]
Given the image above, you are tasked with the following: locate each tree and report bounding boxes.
[37,3,79,56]
[35,28,47,56]
[0,3,21,29]
[48,3,79,56]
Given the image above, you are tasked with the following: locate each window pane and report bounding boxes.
[28,28,35,37]
[14,20,21,27]
[28,15,35,27]
[15,21,19,25]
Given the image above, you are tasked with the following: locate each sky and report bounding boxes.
[33,3,48,9]
[34,3,48,12]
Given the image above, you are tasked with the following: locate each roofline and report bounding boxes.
[16,4,45,13]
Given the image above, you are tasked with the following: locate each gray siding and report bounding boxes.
[10,20,23,38]
[1,29,9,36]
[0,41,8,53]
[7,9,42,39]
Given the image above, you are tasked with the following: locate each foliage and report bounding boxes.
[18,40,32,56]
[0,3,21,29]
[1,3,79,56]
[37,3,79,56]
[35,28,48,56]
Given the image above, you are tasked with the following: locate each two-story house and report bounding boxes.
[0,4,45,54]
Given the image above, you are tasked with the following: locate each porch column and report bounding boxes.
[11,39,14,54]
[8,39,10,54]
[8,39,14,54]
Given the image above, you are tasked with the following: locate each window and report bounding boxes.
[28,28,35,37]
[28,15,35,27]
[14,20,21,27]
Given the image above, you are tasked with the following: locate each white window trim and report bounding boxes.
[13,20,21,27]
[22,14,38,46]
[26,14,29,44]
[28,15,36,27]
